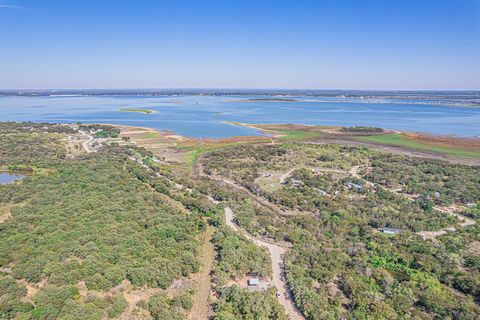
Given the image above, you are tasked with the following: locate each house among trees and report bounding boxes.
[291,179,303,187]
[346,182,363,193]
[379,227,402,235]
[314,188,327,196]
[248,278,260,286]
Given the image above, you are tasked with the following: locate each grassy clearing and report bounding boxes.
[141,132,161,138]
[359,133,480,159]
[276,128,323,140]
[118,108,154,114]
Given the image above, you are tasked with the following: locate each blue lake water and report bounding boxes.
[0,95,479,138]
[0,173,24,184]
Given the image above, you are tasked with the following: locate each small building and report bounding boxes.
[291,179,303,187]
[346,182,363,193]
[379,228,402,235]
[248,278,260,286]
[314,188,327,196]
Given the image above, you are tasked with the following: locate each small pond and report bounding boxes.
[0,172,24,184]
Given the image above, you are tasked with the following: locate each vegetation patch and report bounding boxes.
[118,108,154,114]
[341,126,384,133]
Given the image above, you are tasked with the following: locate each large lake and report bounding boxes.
[0,95,479,138]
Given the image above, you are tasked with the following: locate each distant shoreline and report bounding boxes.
[226,98,302,103]
[224,98,479,108]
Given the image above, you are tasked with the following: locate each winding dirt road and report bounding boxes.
[224,207,304,320]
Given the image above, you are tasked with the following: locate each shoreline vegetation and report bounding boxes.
[118,108,154,114]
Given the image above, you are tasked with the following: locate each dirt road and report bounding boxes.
[79,130,94,153]
[224,207,304,320]
[416,207,476,240]
[279,168,297,184]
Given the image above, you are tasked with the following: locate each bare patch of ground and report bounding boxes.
[468,241,480,255]
[0,202,27,224]
[327,275,350,305]
[17,278,47,304]
[0,266,12,274]
[74,280,161,320]
[64,133,88,157]
[0,205,12,223]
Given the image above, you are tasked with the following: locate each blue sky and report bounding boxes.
[0,0,479,90]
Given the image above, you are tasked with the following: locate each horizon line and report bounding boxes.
[1,87,480,92]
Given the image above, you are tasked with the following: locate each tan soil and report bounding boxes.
[17,278,47,304]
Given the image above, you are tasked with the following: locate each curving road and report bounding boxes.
[224,207,304,320]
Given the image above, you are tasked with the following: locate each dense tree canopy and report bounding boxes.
[0,123,203,319]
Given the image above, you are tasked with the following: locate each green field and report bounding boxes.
[277,129,320,140]
[359,133,480,159]
[118,108,154,114]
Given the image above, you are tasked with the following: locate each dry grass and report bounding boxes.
[0,205,12,223]
[118,126,190,164]
[404,133,480,152]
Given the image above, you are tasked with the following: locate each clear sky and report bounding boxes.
[0,0,479,90]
